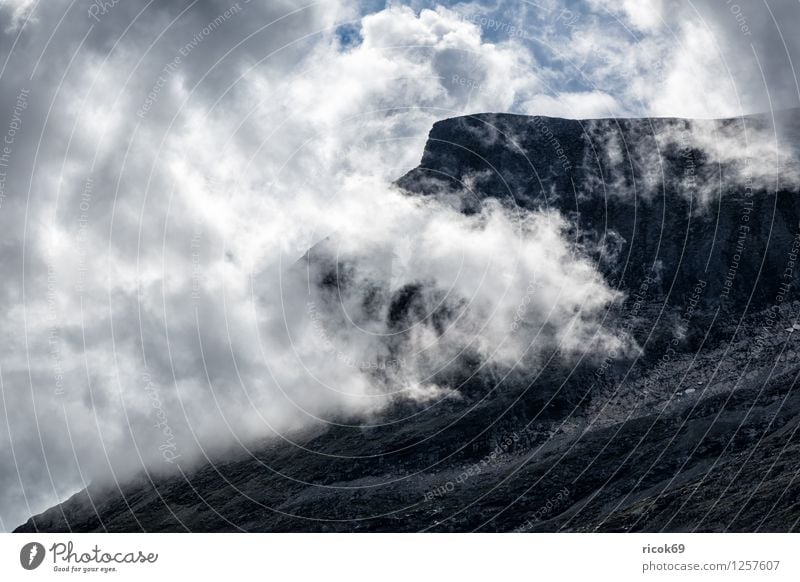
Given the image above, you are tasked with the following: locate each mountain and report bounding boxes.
[15,110,800,532]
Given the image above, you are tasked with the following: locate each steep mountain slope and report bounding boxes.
[16,110,800,532]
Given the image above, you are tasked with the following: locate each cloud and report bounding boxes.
[521,90,620,119]
[0,0,35,31]
[556,0,800,117]
[299,178,627,375]
[0,0,797,532]
[586,0,665,31]
[0,0,623,531]
[582,112,800,206]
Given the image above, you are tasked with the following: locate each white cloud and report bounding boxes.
[521,90,620,118]
[0,0,36,31]
[587,0,665,32]
[0,1,623,530]
[554,0,800,118]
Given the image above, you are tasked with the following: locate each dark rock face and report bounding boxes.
[397,112,800,311]
[15,110,800,533]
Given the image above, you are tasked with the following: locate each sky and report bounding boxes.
[0,0,798,531]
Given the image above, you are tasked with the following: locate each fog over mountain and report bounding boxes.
[1,0,800,533]
[14,106,800,532]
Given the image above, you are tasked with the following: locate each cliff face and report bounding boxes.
[15,111,800,533]
[398,111,800,311]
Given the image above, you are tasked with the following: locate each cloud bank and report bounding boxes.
[0,1,620,531]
